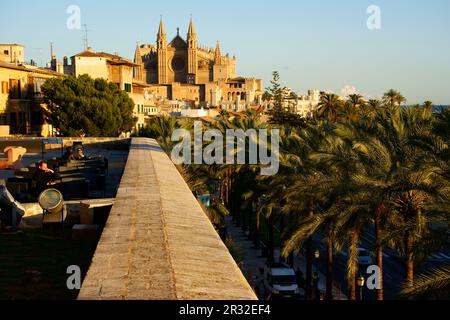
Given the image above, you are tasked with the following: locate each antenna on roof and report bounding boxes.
[82,24,90,50]
[50,42,54,59]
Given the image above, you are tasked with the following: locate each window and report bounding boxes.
[3,50,8,55]
[33,78,46,94]
[0,113,7,125]
[1,82,8,94]
[9,79,21,99]
[124,83,132,93]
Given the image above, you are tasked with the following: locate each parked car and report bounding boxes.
[358,248,374,265]
[263,263,301,298]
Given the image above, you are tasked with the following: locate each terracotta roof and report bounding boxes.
[0,61,63,77]
[73,50,138,66]
[0,44,24,47]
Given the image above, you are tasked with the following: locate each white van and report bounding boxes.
[263,263,301,298]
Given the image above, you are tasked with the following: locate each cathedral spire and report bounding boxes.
[134,42,142,64]
[158,16,166,38]
[134,42,144,81]
[188,15,196,36]
[214,41,222,65]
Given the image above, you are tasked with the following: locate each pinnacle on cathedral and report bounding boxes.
[134,43,142,64]
[188,16,196,36]
[214,41,223,65]
[157,17,166,41]
[134,42,144,81]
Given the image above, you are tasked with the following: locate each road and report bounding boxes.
[310,227,450,300]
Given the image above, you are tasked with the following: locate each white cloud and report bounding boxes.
[340,85,360,98]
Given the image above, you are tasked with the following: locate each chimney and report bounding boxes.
[50,56,57,71]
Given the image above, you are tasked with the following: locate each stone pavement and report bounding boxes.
[78,138,257,300]
[225,216,266,291]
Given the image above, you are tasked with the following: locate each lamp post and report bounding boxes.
[313,272,320,301]
[357,275,365,301]
[313,250,321,300]
[314,249,320,271]
[218,176,223,204]
[314,249,320,260]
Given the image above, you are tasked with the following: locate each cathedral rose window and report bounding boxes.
[171,56,186,72]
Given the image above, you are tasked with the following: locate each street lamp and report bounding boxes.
[314,249,320,260]
[314,249,320,273]
[313,272,320,301]
[357,275,365,301]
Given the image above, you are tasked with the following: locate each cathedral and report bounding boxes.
[132,17,262,110]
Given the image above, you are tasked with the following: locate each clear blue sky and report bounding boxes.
[1,0,449,104]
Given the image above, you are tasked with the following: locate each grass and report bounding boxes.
[0,229,98,300]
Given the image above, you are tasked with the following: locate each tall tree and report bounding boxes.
[42,74,136,137]
[266,71,305,127]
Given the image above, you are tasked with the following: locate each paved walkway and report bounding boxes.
[225,216,266,290]
[79,138,257,300]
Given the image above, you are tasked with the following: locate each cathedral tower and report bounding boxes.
[187,16,198,84]
[133,43,144,82]
[213,41,227,82]
[157,17,168,84]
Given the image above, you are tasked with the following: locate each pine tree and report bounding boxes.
[42,75,137,137]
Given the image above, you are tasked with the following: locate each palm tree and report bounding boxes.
[355,105,450,290]
[347,94,366,112]
[365,99,382,118]
[316,93,343,122]
[423,101,433,111]
[382,89,406,107]
[270,122,333,299]
[280,121,375,300]
[400,264,450,299]
[142,115,179,151]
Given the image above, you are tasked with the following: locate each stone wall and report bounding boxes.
[78,138,257,300]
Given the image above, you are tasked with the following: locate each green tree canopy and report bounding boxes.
[266,71,305,127]
[42,74,136,137]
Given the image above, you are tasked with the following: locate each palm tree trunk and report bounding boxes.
[375,206,384,300]
[267,214,275,264]
[305,204,314,300]
[326,235,334,300]
[255,208,260,249]
[248,206,254,240]
[305,236,313,300]
[347,229,359,301]
[405,230,415,288]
